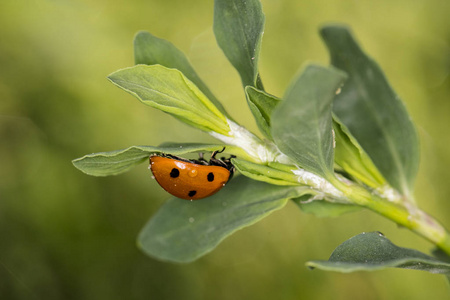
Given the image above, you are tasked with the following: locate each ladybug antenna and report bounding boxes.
[211,147,226,159]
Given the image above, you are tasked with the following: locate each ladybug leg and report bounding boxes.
[210,147,226,166]
[210,158,226,168]
[195,152,209,165]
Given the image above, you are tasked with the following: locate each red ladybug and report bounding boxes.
[149,149,235,200]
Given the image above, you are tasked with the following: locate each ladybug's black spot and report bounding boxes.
[170,168,180,178]
[207,172,214,182]
[188,190,197,197]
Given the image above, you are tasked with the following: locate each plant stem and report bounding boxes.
[331,179,450,256]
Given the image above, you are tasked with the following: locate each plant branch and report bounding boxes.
[331,179,450,256]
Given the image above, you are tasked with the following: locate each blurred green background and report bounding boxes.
[1,0,449,299]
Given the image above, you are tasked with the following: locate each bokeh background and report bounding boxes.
[1,0,449,299]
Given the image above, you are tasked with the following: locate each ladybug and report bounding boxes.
[149,148,235,200]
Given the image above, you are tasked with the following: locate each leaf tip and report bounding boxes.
[71,156,82,169]
[71,156,93,176]
[319,23,352,39]
[134,30,150,41]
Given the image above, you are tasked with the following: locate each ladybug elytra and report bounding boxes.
[149,148,235,200]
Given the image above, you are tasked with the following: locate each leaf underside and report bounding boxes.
[134,31,228,117]
[72,143,236,176]
[107,65,230,135]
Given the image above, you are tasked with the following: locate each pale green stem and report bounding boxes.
[330,178,450,256]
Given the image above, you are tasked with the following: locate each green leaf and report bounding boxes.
[271,64,347,180]
[293,195,361,217]
[307,232,450,274]
[333,116,386,188]
[213,0,265,89]
[321,26,420,197]
[133,31,229,117]
[245,86,281,140]
[108,65,230,135]
[72,143,238,176]
[138,176,305,263]
[231,158,304,186]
